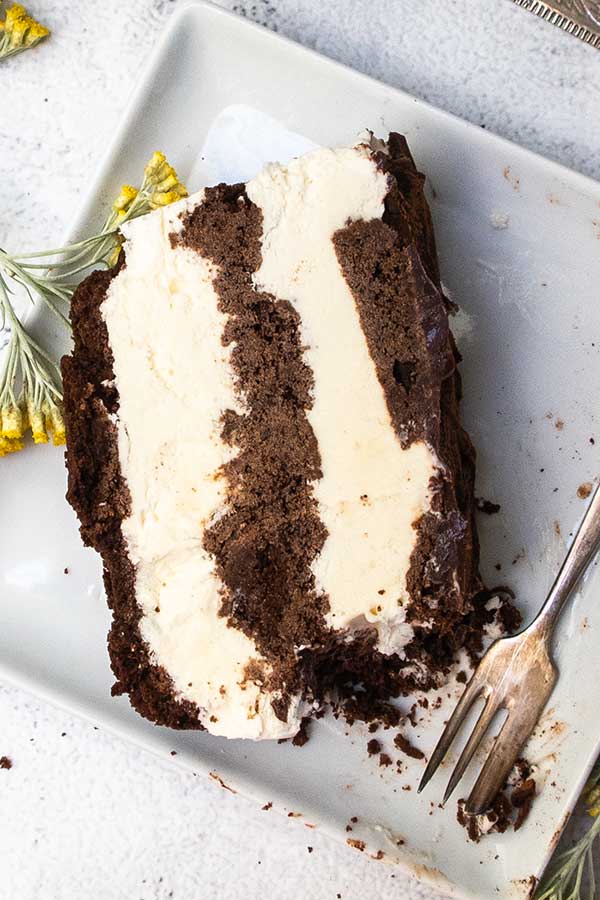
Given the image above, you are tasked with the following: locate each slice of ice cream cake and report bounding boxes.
[62,133,493,739]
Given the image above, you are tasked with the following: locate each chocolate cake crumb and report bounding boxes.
[340,697,404,730]
[0,756,12,770]
[379,753,393,767]
[457,801,484,843]
[457,758,536,841]
[496,598,522,635]
[292,718,311,747]
[262,802,272,811]
[407,703,418,727]
[368,722,379,733]
[578,482,593,500]
[512,778,536,831]
[475,497,501,515]
[394,733,425,760]
[456,670,468,684]
[367,739,381,756]
[346,839,366,852]
[307,846,313,853]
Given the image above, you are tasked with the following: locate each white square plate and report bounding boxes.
[2,3,600,897]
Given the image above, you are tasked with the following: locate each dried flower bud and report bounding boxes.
[27,399,48,444]
[141,151,188,209]
[0,4,49,58]
[0,400,24,440]
[0,434,24,456]
[44,399,66,446]
[113,185,138,218]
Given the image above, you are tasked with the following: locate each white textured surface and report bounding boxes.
[2,1,600,897]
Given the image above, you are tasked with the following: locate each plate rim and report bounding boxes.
[80,0,600,237]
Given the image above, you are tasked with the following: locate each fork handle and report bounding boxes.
[532,481,600,643]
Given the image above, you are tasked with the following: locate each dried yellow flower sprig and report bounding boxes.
[4,152,187,315]
[535,762,600,900]
[0,152,187,455]
[113,152,189,219]
[0,3,49,60]
[0,275,64,455]
[105,152,188,264]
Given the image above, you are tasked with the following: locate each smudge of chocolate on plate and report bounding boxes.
[475,497,501,515]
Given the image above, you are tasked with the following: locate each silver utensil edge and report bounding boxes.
[511,0,600,47]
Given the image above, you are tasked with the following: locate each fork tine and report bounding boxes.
[442,696,502,804]
[418,677,485,794]
[465,706,538,815]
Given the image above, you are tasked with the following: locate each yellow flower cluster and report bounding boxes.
[0,397,65,457]
[112,184,139,221]
[105,153,187,266]
[0,402,24,456]
[111,153,187,222]
[0,3,49,58]
[143,151,188,209]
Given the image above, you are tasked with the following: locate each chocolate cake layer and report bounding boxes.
[62,133,506,738]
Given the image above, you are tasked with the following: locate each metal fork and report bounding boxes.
[418,481,600,816]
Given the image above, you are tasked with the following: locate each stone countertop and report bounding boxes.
[1,1,599,898]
